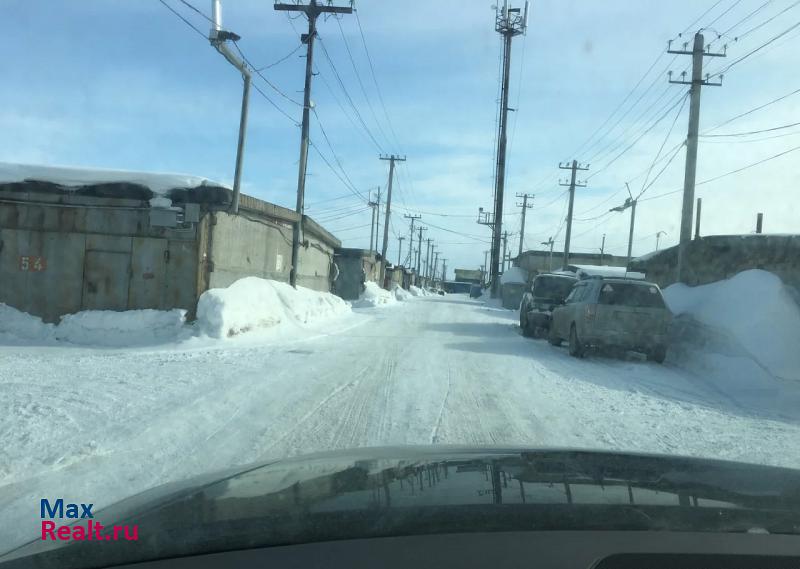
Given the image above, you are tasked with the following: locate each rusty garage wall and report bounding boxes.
[0,191,199,323]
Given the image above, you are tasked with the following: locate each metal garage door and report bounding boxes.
[81,250,131,311]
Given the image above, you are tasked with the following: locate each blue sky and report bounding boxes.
[5,0,800,275]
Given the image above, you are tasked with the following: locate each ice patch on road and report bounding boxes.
[197,277,350,338]
[664,269,800,382]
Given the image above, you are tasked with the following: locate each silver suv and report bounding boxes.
[548,277,672,363]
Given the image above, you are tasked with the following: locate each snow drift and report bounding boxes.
[352,281,397,308]
[197,277,350,338]
[0,303,187,346]
[55,310,188,346]
[664,269,800,382]
[393,285,412,301]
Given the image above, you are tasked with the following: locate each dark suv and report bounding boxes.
[548,277,671,363]
[519,273,578,338]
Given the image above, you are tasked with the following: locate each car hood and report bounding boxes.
[3,447,800,568]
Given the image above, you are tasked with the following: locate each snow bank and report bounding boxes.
[664,270,800,381]
[0,162,228,195]
[352,281,396,308]
[0,304,187,346]
[0,303,54,341]
[408,285,429,297]
[197,277,350,338]
[54,310,188,346]
[393,285,412,301]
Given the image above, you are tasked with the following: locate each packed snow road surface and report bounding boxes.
[2,291,800,551]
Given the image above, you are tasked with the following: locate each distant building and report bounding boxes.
[453,268,483,284]
[629,234,800,291]
[514,249,628,275]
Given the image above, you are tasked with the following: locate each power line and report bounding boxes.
[705,0,743,28]
[312,108,369,202]
[177,0,214,23]
[316,35,385,153]
[252,44,304,71]
[711,19,800,78]
[700,129,800,144]
[680,0,727,36]
[640,143,800,202]
[231,41,303,106]
[702,86,800,133]
[720,0,774,37]
[334,15,392,151]
[636,92,690,197]
[354,9,403,152]
[733,0,800,41]
[700,120,800,137]
[157,0,208,39]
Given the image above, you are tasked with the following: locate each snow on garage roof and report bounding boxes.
[0,162,230,195]
[569,264,646,280]
[500,266,528,285]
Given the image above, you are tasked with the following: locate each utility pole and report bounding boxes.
[209,0,251,215]
[558,160,589,270]
[610,183,637,268]
[483,250,489,286]
[490,1,529,299]
[441,259,448,283]
[380,155,406,285]
[275,0,353,287]
[756,213,764,233]
[516,193,534,255]
[599,234,606,265]
[416,226,428,281]
[367,186,381,252]
[433,251,440,284]
[668,32,725,282]
[424,239,433,281]
[501,231,509,273]
[694,197,702,239]
[404,213,421,267]
[541,238,554,271]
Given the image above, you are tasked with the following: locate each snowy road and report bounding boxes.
[3,293,800,550]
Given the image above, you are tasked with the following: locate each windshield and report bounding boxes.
[3,0,800,566]
[597,282,666,308]
[533,277,576,300]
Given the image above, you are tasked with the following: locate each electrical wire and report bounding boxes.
[705,0,743,28]
[253,44,304,71]
[702,86,800,133]
[710,19,800,77]
[157,0,208,39]
[312,108,369,203]
[231,41,303,106]
[316,35,385,154]
[636,93,690,196]
[733,0,800,41]
[700,120,800,137]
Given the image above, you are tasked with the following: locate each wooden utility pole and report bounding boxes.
[694,197,702,239]
[516,192,534,255]
[416,226,428,282]
[558,160,589,269]
[275,0,353,287]
[668,32,724,282]
[490,1,529,298]
[403,213,421,267]
[541,237,554,271]
[380,155,406,285]
[501,231,509,273]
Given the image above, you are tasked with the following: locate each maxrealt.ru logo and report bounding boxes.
[40,499,138,542]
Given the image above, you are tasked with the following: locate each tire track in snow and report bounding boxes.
[430,365,452,444]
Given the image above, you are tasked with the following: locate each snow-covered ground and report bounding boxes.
[2,273,800,552]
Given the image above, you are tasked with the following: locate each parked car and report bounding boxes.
[469,285,483,298]
[519,273,578,338]
[548,277,671,363]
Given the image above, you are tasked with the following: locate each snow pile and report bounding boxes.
[54,310,188,346]
[393,285,412,301]
[197,277,350,338]
[0,162,228,195]
[408,285,430,297]
[352,281,396,308]
[0,304,187,346]
[0,303,54,341]
[500,266,528,285]
[664,270,800,381]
